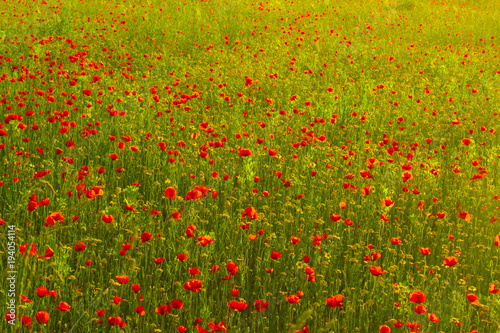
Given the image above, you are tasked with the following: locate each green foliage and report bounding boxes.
[0,0,499,331]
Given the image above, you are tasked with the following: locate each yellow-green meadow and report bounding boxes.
[1,0,500,332]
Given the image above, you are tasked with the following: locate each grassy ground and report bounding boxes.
[1,0,500,332]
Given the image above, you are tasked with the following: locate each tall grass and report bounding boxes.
[1,0,500,332]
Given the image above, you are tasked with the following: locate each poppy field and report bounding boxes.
[1,0,500,331]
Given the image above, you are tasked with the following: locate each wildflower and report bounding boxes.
[369,266,384,276]
[55,302,71,312]
[74,242,86,252]
[409,291,426,303]
[35,311,50,324]
[443,256,458,267]
[325,295,343,309]
[253,299,270,312]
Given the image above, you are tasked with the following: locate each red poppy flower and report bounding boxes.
[443,256,458,267]
[241,206,259,220]
[135,305,145,316]
[330,213,342,222]
[406,322,421,330]
[253,299,270,312]
[141,232,152,243]
[381,198,395,208]
[28,200,38,212]
[304,267,315,277]
[36,286,48,298]
[116,275,129,284]
[419,247,431,255]
[458,210,471,221]
[183,279,203,293]
[428,312,440,323]
[390,237,402,245]
[436,211,446,218]
[109,153,119,161]
[369,266,384,276]
[238,148,253,156]
[390,320,403,328]
[379,325,391,333]
[270,251,282,260]
[55,302,71,312]
[414,304,427,314]
[361,186,371,195]
[107,316,123,326]
[185,190,202,200]
[208,320,227,332]
[35,311,50,324]
[409,291,426,304]
[47,290,57,301]
[185,226,195,238]
[466,293,480,305]
[170,212,181,221]
[21,316,30,326]
[286,295,300,304]
[325,295,343,309]
[5,311,15,323]
[74,241,86,252]
[189,267,200,275]
[170,299,183,309]
[164,187,176,200]
[45,212,65,227]
[489,284,500,294]
[21,295,32,303]
[227,261,239,275]
[495,234,500,248]
[344,218,354,226]
[28,243,37,256]
[155,304,171,315]
[194,185,210,197]
[227,300,248,312]
[197,235,213,246]
[154,257,165,265]
[102,215,114,223]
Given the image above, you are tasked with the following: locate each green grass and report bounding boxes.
[1,0,500,332]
